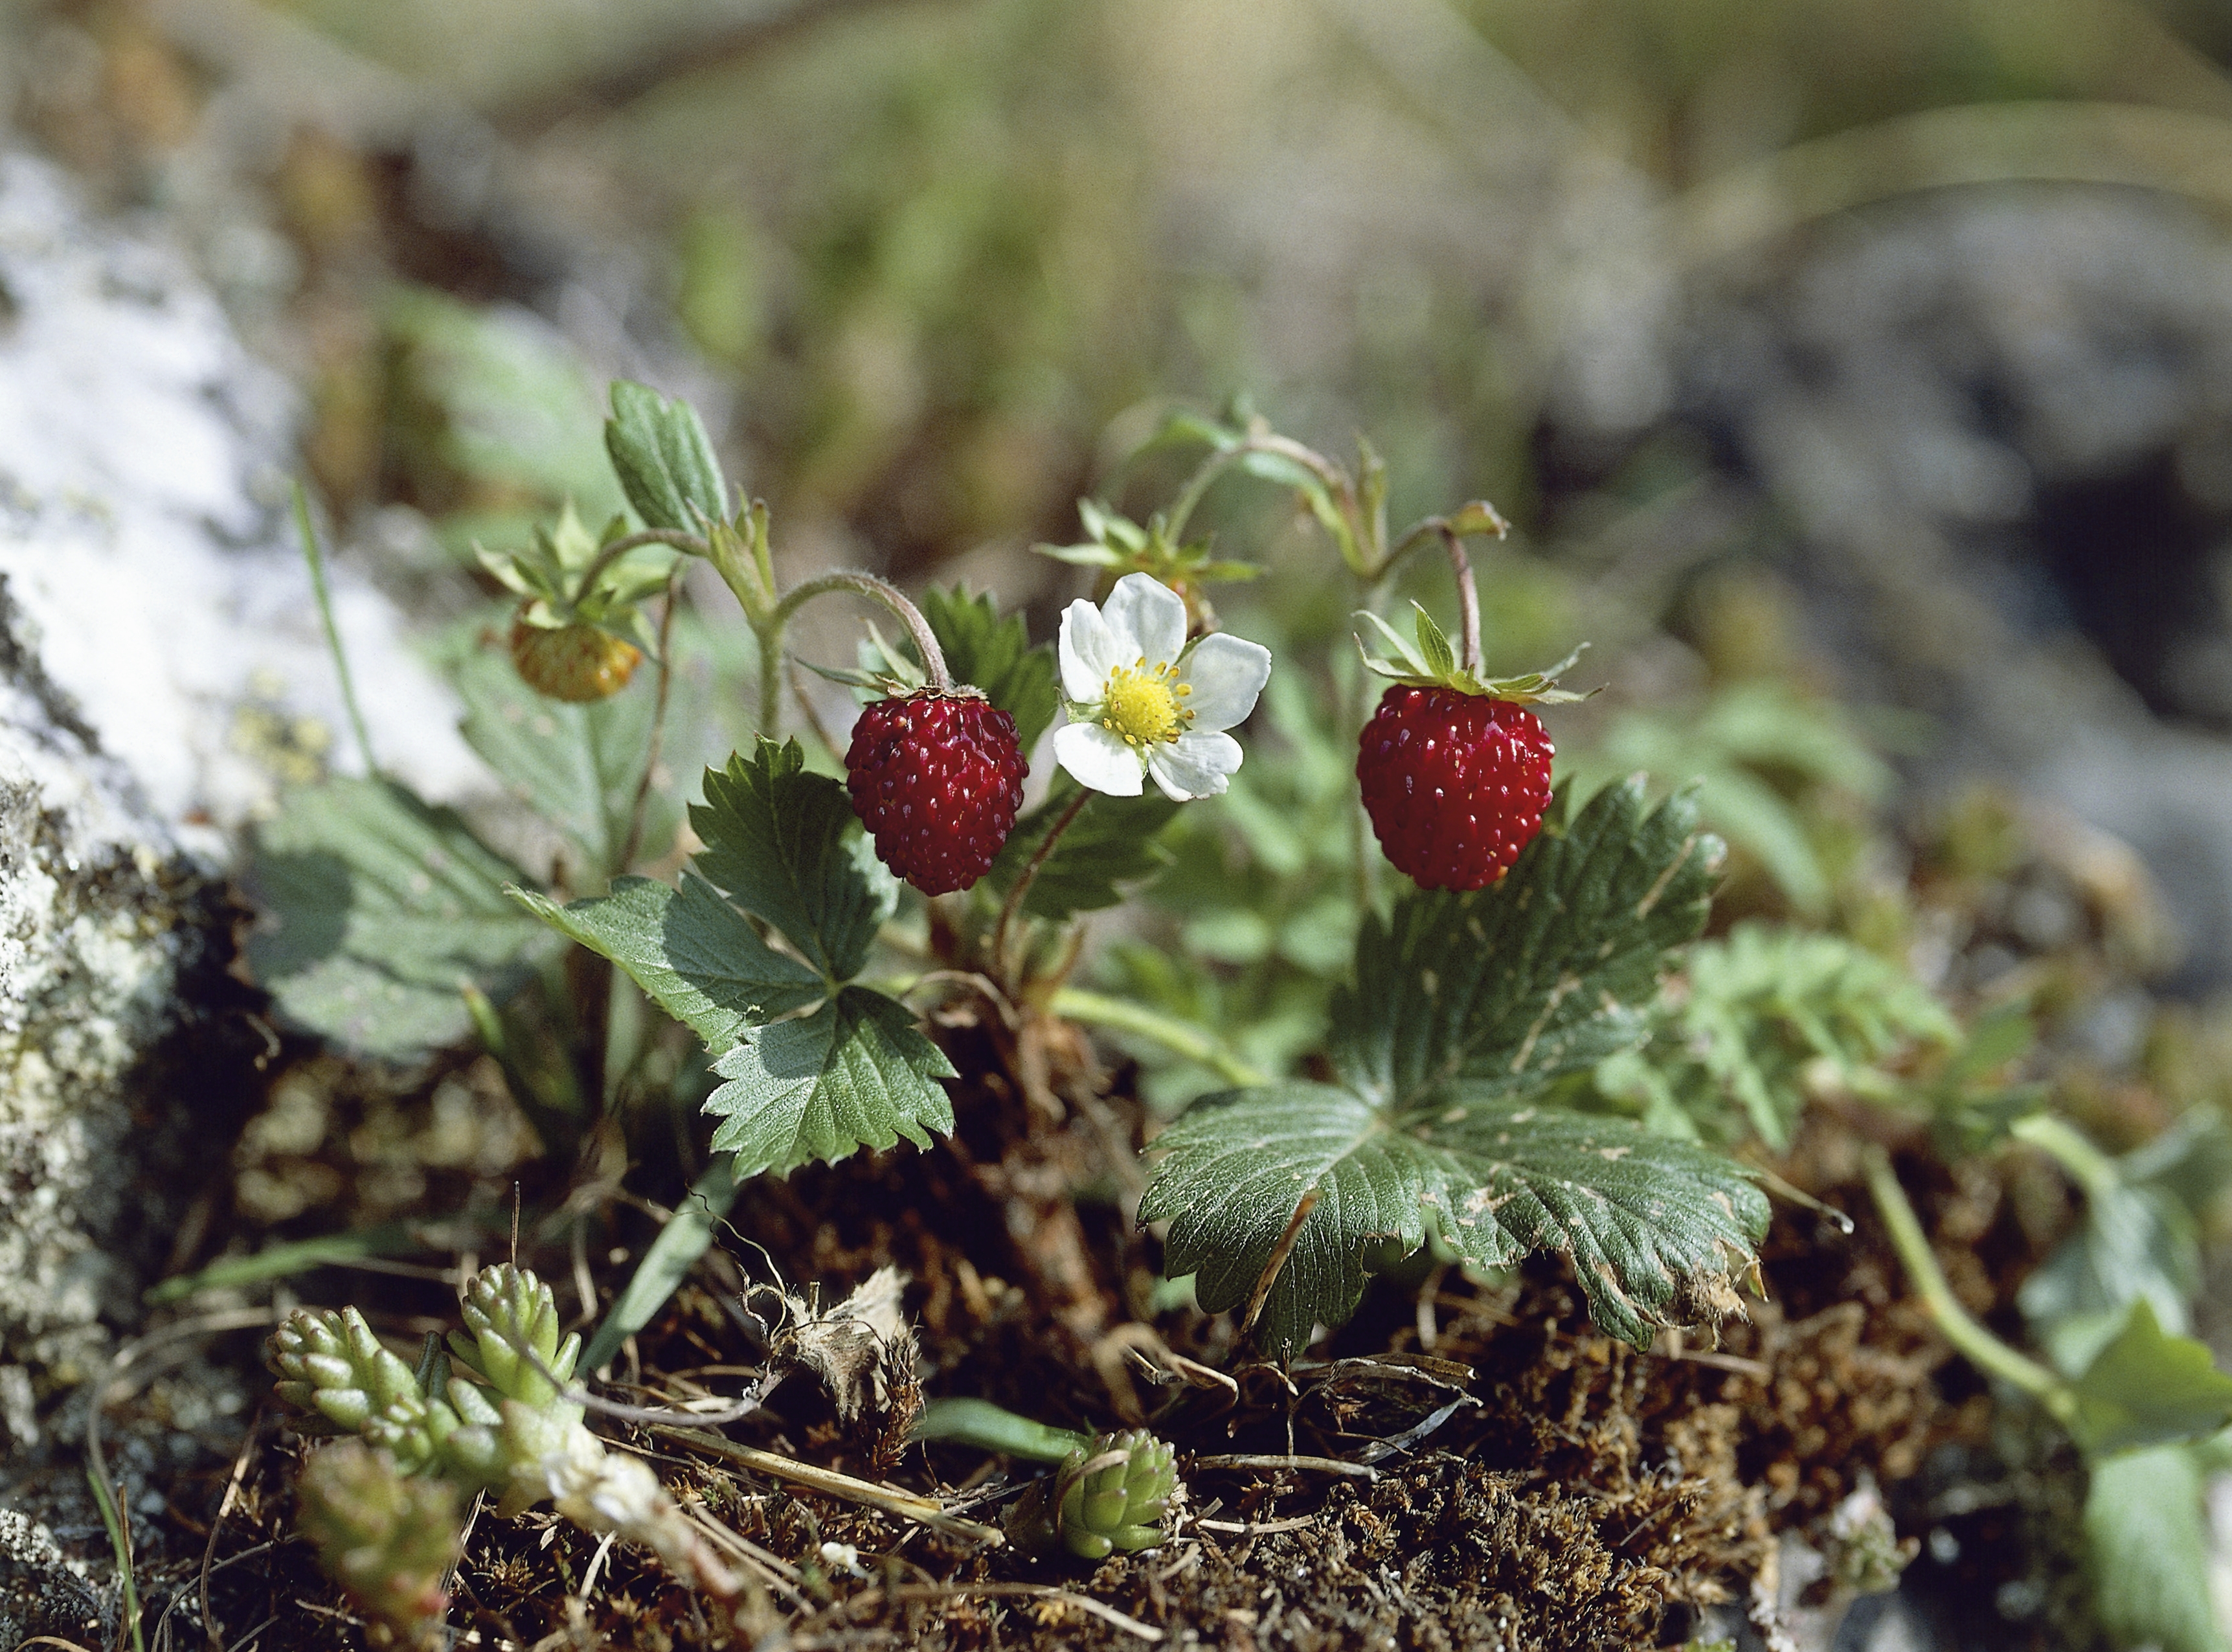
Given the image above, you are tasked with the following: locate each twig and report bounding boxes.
[197,1409,262,1650]
[651,1427,1005,1544]
[1187,1453,1380,1480]
[805,1582,1164,1644]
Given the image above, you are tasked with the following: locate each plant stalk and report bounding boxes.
[1049,988,1268,1088]
[910,1397,1091,1463]
[992,788,1091,977]
[769,571,954,694]
[291,482,378,777]
[1436,524,1483,675]
[1861,1145,2074,1422]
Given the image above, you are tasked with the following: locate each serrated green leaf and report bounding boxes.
[2085,1445,2230,1652]
[455,647,659,879]
[511,874,822,1049]
[919,585,1061,754]
[1333,780,1722,1110]
[705,986,957,1177]
[690,739,896,982]
[2067,1300,2232,1456]
[246,778,548,1059]
[1141,1081,1767,1358]
[983,778,1181,920]
[604,380,727,533]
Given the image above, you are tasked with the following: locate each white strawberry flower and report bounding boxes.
[1054,572,1272,801]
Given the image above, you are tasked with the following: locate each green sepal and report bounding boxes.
[1354,604,1591,703]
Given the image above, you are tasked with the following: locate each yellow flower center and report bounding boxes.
[1100,658,1195,747]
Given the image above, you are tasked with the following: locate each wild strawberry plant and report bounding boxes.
[238,383,2232,1642]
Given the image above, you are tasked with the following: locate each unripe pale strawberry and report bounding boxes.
[509,616,642,703]
[846,691,1026,896]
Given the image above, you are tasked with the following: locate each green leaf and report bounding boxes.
[704,986,957,1178]
[919,585,1061,754]
[2067,1300,2232,1456]
[455,647,658,879]
[2086,1445,2231,1652]
[582,1155,740,1372]
[690,739,896,982]
[247,778,549,1059]
[603,379,727,534]
[511,874,822,1049]
[1141,1081,1767,1358]
[983,778,1182,920]
[1333,780,1722,1109]
[1659,923,1958,1150]
[1413,604,1456,679]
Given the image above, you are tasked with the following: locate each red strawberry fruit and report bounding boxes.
[1352,602,1586,892]
[846,690,1027,895]
[1357,686,1553,890]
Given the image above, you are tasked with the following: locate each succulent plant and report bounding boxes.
[295,1440,460,1650]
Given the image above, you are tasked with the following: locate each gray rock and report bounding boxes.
[0,148,478,1413]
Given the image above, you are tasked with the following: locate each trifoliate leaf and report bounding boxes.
[1332,780,1722,1111]
[919,585,1061,754]
[982,778,1181,920]
[511,874,822,1049]
[2084,1445,2230,1652]
[1140,1081,1767,1358]
[705,986,958,1177]
[456,647,661,880]
[690,739,896,982]
[603,379,727,534]
[247,778,550,1059]
[2066,1300,2232,1456]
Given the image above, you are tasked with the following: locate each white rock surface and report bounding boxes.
[0,148,471,1400]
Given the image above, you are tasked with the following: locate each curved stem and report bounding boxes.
[770,571,954,694]
[1166,433,1360,564]
[574,528,708,604]
[1862,1146,2074,1421]
[911,1397,1091,1463]
[1049,987,1267,1089]
[1436,525,1483,676]
[991,788,1090,978]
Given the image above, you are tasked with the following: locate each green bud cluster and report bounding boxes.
[295,1441,460,1650]
[268,1267,726,1596]
[1057,1431,1177,1559]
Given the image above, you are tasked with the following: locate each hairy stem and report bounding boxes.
[1437,524,1483,675]
[1862,1145,2074,1420]
[1049,987,1268,1088]
[770,571,954,694]
[1166,433,1366,574]
[992,789,1090,979]
[574,527,710,604]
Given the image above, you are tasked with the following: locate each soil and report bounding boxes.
[98,1016,2100,1652]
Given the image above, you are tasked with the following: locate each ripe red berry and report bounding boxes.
[1357,685,1554,891]
[846,692,1027,896]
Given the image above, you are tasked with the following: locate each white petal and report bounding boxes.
[1058,598,1122,703]
[1176,633,1272,732]
[1102,573,1188,670]
[1054,720,1146,796]
[1146,730,1243,800]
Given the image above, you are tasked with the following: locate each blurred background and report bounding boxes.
[13,0,2232,1003]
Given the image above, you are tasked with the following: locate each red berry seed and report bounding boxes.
[1356,685,1553,891]
[846,692,1027,896]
